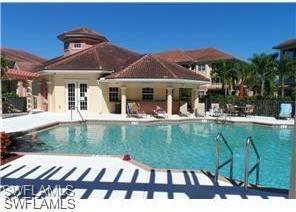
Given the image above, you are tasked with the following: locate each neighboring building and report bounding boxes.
[155,48,236,97]
[273,38,296,60]
[35,28,210,116]
[273,38,296,89]
[1,48,45,111]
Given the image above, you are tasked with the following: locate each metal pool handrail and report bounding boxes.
[215,132,234,182]
[70,106,84,121]
[244,136,260,191]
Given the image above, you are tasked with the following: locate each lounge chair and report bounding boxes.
[244,104,255,116]
[127,103,144,118]
[279,103,292,119]
[135,102,147,117]
[226,104,239,116]
[179,102,194,117]
[152,105,167,118]
[209,103,223,117]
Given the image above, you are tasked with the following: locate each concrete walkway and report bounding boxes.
[0,154,287,199]
[1,112,294,133]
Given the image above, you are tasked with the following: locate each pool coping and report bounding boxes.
[5,151,289,196]
[7,117,294,137]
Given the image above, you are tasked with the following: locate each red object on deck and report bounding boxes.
[123,154,131,161]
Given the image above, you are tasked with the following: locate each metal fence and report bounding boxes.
[202,98,295,118]
[2,96,27,113]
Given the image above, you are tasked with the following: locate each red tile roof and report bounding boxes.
[185,48,234,62]
[1,48,46,72]
[154,49,194,63]
[58,27,109,43]
[43,42,143,71]
[105,54,210,82]
[273,38,296,49]
[0,48,46,64]
[155,48,235,64]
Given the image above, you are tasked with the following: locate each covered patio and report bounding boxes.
[1,68,39,116]
[100,54,210,117]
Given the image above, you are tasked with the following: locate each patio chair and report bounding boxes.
[127,103,144,118]
[152,105,167,118]
[278,103,292,119]
[244,104,255,116]
[209,103,223,117]
[136,102,147,118]
[179,102,194,117]
[226,104,239,116]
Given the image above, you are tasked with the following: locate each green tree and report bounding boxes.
[250,53,277,97]
[233,61,254,98]
[277,56,296,98]
[211,61,235,96]
[0,56,14,69]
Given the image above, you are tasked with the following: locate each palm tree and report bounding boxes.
[277,56,296,98]
[234,61,254,98]
[211,61,235,96]
[250,53,277,97]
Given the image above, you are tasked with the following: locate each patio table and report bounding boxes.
[234,105,247,117]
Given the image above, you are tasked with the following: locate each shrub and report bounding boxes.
[2,92,18,97]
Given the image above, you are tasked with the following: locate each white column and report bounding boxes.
[121,87,127,117]
[37,82,42,110]
[193,88,199,115]
[26,80,33,112]
[167,87,173,118]
[46,81,53,112]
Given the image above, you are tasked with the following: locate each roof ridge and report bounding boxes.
[44,44,101,68]
[152,55,178,79]
[154,54,211,81]
[110,54,148,78]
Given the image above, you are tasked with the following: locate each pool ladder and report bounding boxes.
[215,132,260,191]
[215,132,234,182]
[244,136,260,191]
[70,106,84,121]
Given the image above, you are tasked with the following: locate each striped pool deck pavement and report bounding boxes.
[0,154,288,199]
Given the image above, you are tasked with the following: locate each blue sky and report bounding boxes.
[1,3,295,60]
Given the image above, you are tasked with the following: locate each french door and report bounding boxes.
[67,81,88,111]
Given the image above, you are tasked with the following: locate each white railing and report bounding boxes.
[70,106,84,121]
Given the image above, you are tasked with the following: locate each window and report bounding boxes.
[109,87,119,102]
[198,91,205,98]
[197,64,206,71]
[142,88,154,100]
[283,49,296,59]
[64,42,69,50]
[73,43,82,49]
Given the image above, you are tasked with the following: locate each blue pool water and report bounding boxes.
[16,121,293,189]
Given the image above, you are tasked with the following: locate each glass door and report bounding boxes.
[67,82,88,112]
[78,83,88,111]
[67,83,76,110]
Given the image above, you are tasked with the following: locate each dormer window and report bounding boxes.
[73,43,82,49]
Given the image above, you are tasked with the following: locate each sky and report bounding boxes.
[1,3,295,60]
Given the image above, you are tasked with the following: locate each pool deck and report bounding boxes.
[1,112,294,133]
[0,154,288,199]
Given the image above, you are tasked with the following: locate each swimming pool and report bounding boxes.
[14,121,293,189]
